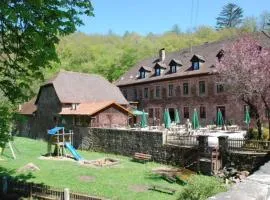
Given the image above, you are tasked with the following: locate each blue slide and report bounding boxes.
[65,143,83,161]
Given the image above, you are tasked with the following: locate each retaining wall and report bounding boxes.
[76,127,199,168]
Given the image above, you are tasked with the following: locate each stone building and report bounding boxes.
[19,71,131,139]
[116,34,270,126]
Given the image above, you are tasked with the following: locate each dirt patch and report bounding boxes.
[81,158,120,167]
[38,155,75,162]
[128,185,149,192]
[78,175,96,182]
[152,167,195,182]
[17,163,40,173]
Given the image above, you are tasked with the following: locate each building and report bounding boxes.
[19,71,132,139]
[116,34,270,127]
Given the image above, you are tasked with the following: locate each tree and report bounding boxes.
[0,0,94,146]
[259,11,270,31]
[241,17,258,32]
[0,0,94,103]
[216,36,270,139]
[216,3,243,29]
[171,24,181,35]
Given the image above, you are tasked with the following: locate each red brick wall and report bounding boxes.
[120,74,246,126]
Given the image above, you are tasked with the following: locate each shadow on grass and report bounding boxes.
[0,166,36,182]
[0,166,38,200]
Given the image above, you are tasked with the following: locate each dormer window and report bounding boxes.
[140,71,146,79]
[193,62,200,70]
[154,62,166,77]
[155,67,161,76]
[190,55,205,71]
[171,65,177,73]
[216,50,224,62]
[169,59,182,74]
[138,66,151,79]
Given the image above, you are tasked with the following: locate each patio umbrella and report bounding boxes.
[244,107,251,129]
[140,110,147,128]
[174,108,180,124]
[192,109,200,129]
[132,109,149,116]
[216,109,224,127]
[163,109,171,129]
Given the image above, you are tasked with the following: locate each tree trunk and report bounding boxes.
[249,103,262,139]
[268,117,270,141]
[256,117,262,140]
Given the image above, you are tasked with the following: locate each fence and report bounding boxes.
[0,176,103,200]
[166,134,199,147]
[228,138,270,152]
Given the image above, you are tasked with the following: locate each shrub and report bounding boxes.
[178,175,227,200]
[247,128,270,140]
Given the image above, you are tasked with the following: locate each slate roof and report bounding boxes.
[116,33,270,86]
[36,71,128,105]
[59,101,132,116]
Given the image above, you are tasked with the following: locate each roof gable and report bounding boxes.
[154,62,167,69]
[139,66,152,72]
[190,54,205,62]
[59,101,133,116]
[169,59,183,66]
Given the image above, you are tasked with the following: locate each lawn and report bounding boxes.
[1,137,184,200]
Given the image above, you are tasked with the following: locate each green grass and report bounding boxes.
[1,137,185,200]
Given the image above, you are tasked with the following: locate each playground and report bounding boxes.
[1,136,186,200]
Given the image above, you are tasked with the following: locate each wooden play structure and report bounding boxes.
[47,127,82,161]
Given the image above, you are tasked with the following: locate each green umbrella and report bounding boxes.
[132,110,149,116]
[174,108,180,124]
[163,109,167,126]
[192,109,200,129]
[140,110,147,128]
[216,109,224,127]
[166,109,172,129]
[244,107,251,129]
[163,109,171,129]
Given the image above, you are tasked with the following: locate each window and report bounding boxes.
[154,108,161,119]
[122,89,127,99]
[183,83,189,95]
[155,86,161,98]
[193,62,200,70]
[184,107,189,118]
[144,88,149,98]
[155,67,161,76]
[134,88,137,100]
[171,65,177,73]
[140,70,145,79]
[216,84,224,93]
[199,81,206,95]
[200,106,206,118]
[168,84,174,97]
[148,108,154,118]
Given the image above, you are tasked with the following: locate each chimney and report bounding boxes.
[159,48,165,62]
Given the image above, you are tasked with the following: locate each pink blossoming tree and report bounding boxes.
[216,35,270,139]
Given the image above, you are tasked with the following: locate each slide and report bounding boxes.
[65,143,83,161]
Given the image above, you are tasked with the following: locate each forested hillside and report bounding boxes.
[42,27,248,87]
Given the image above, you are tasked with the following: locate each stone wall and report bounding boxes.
[76,127,199,168]
[222,152,270,172]
[209,159,270,200]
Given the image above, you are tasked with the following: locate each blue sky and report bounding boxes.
[78,0,270,35]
